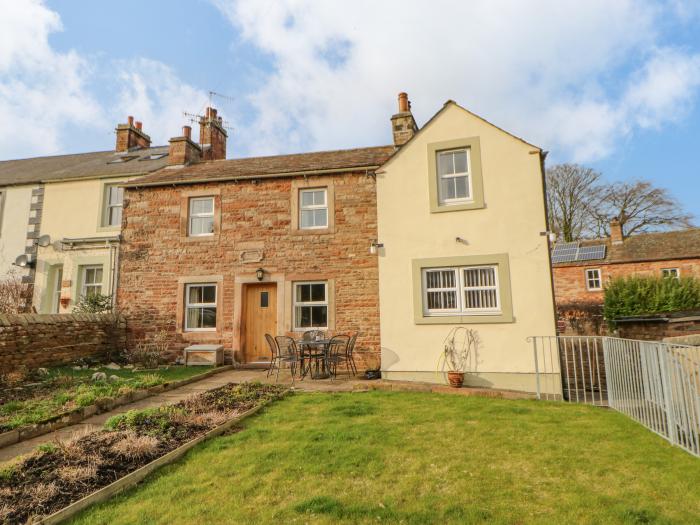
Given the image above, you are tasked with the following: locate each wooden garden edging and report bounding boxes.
[36,389,289,525]
[0,365,235,450]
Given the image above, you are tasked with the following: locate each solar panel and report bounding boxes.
[551,242,580,264]
[576,245,606,261]
[551,242,607,263]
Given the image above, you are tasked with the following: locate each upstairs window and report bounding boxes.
[662,268,680,279]
[585,269,602,291]
[188,197,214,236]
[437,149,471,205]
[103,185,124,227]
[299,188,328,229]
[185,284,217,331]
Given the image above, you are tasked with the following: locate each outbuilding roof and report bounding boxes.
[553,228,700,266]
[124,145,395,187]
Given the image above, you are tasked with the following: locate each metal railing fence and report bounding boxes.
[529,335,700,457]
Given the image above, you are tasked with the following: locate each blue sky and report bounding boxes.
[2,1,700,218]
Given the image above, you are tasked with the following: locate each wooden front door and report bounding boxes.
[243,283,278,363]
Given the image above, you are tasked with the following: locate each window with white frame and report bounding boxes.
[188,197,214,236]
[662,268,680,279]
[102,184,124,227]
[422,265,500,315]
[585,269,602,290]
[185,283,217,331]
[81,265,103,298]
[293,281,328,328]
[437,148,471,205]
[299,188,328,229]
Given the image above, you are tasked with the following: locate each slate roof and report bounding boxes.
[124,145,395,187]
[553,228,700,266]
[0,146,170,187]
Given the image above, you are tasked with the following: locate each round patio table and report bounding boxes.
[297,339,331,379]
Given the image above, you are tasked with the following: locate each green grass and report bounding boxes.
[0,366,212,431]
[70,391,700,524]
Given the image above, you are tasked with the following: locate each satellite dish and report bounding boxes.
[37,234,51,247]
[14,254,34,268]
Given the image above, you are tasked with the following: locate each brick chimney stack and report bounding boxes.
[115,116,151,152]
[610,218,624,245]
[391,92,418,147]
[199,107,228,161]
[168,125,201,166]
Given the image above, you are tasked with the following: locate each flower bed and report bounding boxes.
[0,366,227,448]
[0,382,286,524]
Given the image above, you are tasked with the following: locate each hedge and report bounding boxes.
[603,275,700,325]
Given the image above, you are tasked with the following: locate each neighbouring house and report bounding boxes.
[0,116,189,312]
[375,97,556,392]
[117,120,391,368]
[552,219,700,334]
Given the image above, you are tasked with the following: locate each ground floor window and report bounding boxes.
[585,268,602,290]
[185,283,217,331]
[80,265,103,298]
[661,268,680,279]
[422,265,500,315]
[293,281,328,329]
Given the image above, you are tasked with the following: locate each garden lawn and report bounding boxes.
[70,391,700,525]
[0,366,212,431]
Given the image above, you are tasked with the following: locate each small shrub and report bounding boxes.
[37,443,57,454]
[125,331,169,369]
[73,293,113,313]
[28,481,59,503]
[57,463,98,483]
[134,373,165,388]
[0,270,32,314]
[110,432,159,459]
[74,391,97,407]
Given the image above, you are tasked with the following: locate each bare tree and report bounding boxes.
[593,180,694,237]
[545,164,601,242]
[0,270,33,314]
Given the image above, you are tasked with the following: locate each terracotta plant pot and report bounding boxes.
[447,371,464,388]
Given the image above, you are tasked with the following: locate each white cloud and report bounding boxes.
[213,0,700,162]
[0,0,103,158]
[112,59,209,147]
[0,1,207,159]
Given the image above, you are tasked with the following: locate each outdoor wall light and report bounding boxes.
[256,267,265,281]
[369,240,384,255]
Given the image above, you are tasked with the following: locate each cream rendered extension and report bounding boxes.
[376,101,556,393]
[32,177,126,313]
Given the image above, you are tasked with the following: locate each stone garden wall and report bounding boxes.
[0,313,125,372]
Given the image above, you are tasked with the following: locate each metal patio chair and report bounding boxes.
[326,335,350,381]
[271,335,300,384]
[345,333,359,376]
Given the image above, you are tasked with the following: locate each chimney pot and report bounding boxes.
[135,121,142,130]
[183,125,192,139]
[127,116,134,127]
[398,92,409,113]
[199,107,227,161]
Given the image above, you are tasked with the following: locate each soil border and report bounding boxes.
[36,388,289,525]
[0,365,235,450]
